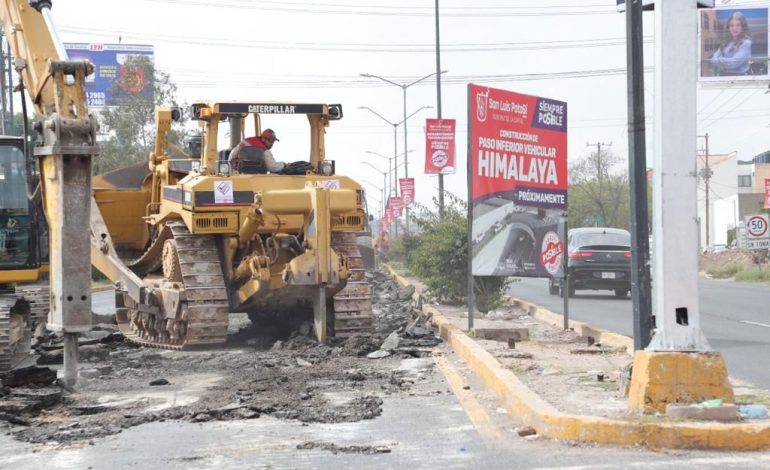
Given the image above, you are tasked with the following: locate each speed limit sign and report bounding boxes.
[746,214,769,239]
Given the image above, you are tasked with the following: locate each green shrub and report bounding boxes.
[707,263,741,279]
[404,193,509,312]
[734,269,770,283]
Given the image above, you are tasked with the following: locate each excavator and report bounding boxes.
[0,0,97,378]
[91,103,373,347]
[0,136,50,370]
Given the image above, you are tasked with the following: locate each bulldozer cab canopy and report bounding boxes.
[190,101,342,172]
[191,102,342,120]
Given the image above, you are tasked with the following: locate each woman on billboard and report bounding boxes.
[710,11,752,76]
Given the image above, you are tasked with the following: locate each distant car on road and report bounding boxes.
[548,227,632,298]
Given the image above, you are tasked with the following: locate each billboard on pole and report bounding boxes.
[64,43,155,108]
[425,119,456,174]
[468,84,568,277]
[765,178,770,209]
[699,7,769,82]
[399,178,415,207]
[390,197,404,218]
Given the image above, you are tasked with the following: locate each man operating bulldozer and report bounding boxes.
[228,128,286,174]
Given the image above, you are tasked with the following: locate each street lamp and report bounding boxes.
[358,105,432,197]
[360,70,447,197]
[361,161,388,213]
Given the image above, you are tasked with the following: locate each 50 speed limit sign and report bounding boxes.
[745,214,769,239]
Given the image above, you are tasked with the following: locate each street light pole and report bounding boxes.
[361,162,387,218]
[361,72,446,231]
[435,0,445,218]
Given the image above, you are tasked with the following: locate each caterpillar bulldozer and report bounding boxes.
[91,102,374,347]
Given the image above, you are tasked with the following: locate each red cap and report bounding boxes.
[261,128,279,143]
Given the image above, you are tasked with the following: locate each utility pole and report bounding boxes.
[625,0,653,351]
[698,133,712,246]
[587,142,612,181]
[435,0,445,219]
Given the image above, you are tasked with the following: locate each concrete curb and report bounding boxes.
[384,265,770,450]
[510,297,634,352]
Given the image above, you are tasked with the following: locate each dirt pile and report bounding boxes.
[699,248,769,273]
[0,269,441,446]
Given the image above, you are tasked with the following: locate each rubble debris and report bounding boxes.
[474,327,529,343]
[0,268,436,446]
[296,440,392,455]
[0,366,57,388]
[516,426,537,437]
[666,403,740,422]
[367,350,391,359]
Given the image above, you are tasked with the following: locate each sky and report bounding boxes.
[45,0,770,217]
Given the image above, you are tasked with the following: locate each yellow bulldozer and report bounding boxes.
[91,102,373,348]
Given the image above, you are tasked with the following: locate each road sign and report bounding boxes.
[746,214,769,238]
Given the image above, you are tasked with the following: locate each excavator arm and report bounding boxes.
[0,0,97,384]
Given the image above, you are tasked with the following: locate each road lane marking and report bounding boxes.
[433,353,505,446]
[740,320,770,328]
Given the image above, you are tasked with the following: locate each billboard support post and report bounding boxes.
[625,0,654,350]
[562,216,569,330]
[466,84,475,331]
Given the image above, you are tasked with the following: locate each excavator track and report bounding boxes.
[15,284,50,326]
[117,222,230,350]
[330,231,373,338]
[0,294,31,372]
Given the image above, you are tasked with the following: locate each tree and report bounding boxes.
[568,147,630,229]
[404,193,509,312]
[95,55,186,174]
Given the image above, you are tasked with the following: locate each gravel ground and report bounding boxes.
[0,269,442,446]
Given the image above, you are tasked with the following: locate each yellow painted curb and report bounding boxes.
[383,265,770,450]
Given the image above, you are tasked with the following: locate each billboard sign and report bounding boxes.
[390,197,403,218]
[468,84,568,277]
[64,43,155,108]
[699,7,769,82]
[425,119,456,174]
[399,178,415,207]
[765,178,770,209]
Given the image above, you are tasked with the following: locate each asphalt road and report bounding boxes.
[508,277,770,389]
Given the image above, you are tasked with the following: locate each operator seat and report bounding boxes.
[237,146,268,174]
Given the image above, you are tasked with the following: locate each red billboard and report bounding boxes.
[425,119,456,174]
[390,197,404,218]
[399,178,415,207]
[765,178,770,209]
[468,84,568,277]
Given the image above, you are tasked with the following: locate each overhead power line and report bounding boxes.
[59,26,650,53]
[135,0,617,17]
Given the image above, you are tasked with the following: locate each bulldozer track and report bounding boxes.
[0,294,31,372]
[117,222,230,350]
[331,231,373,338]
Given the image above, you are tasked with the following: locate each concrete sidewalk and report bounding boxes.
[387,267,770,451]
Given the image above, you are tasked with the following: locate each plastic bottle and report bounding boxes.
[738,404,769,419]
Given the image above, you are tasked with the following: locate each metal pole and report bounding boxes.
[466,84,474,331]
[626,0,653,351]
[393,125,399,236]
[435,0,445,219]
[562,217,569,330]
[704,133,710,246]
[403,86,410,233]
